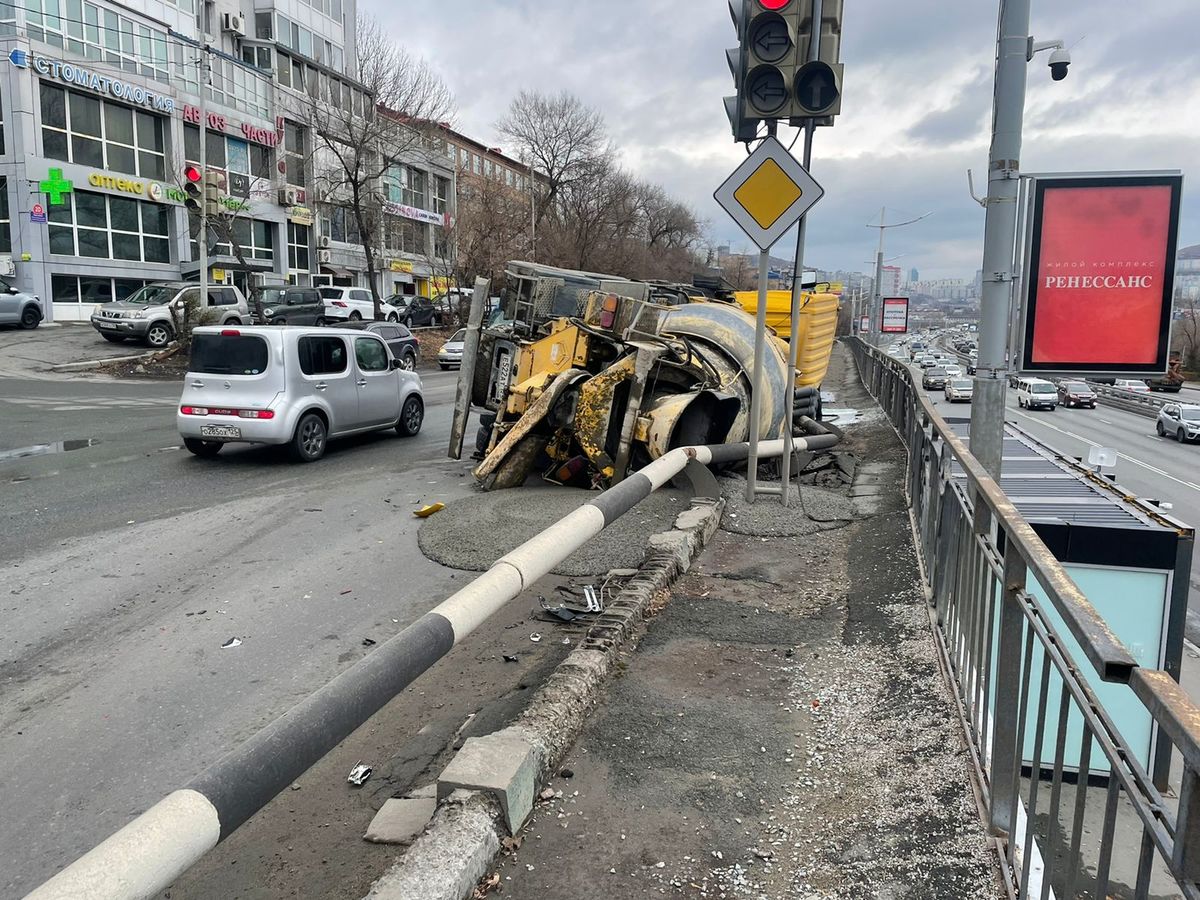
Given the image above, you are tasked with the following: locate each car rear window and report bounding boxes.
[318,288,342,299]
[190,334,268,375]
[950,379,972,389]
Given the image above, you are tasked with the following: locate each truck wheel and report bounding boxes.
[184,438,222,458]
[146,322,174,347]
[289,413,327,462]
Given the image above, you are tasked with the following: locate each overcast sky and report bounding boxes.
[364,0,1200,281]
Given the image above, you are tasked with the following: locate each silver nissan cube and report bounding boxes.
[177,325,424,461]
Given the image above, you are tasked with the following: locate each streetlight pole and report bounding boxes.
[866,208,930,345]
[969,0,1031,479]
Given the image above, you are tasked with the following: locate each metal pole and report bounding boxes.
[198,48,209,310]
[872,211,885,345]
[779,122,815,506]
[529,159,536,261]
[745,249,770,502]
[448,276,490,460]
[969,0,1030,479]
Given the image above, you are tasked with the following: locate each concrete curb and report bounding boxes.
[362,497,726,900]
[49,347,167,372]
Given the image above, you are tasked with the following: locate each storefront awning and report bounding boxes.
[321,265,355,277]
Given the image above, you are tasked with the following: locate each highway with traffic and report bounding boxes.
[888,333,1200,642]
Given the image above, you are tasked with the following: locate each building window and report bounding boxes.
[51,275,149,304]
[472,155,482,176]
[27,1,170,81]
[321,206,360,244]
[185,126,272,198]
[386,217,424,255]
[193,218,275,262]
[284,121,306,189]
[288,221,310,271]
[0,177,9,253]
[432,176,450,215]
[433,227,450,261]
[47,189,170,262]
[40,84,165,178]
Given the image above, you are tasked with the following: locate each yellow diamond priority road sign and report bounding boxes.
[714,135,824,251]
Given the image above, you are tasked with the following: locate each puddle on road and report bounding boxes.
[0,438,100,462]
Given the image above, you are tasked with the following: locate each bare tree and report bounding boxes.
[1176,287,1200,370]
[453,172,530,289]
[496,90,609,229]
[288,14,453,319]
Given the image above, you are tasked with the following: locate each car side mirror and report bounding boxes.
[389,358,404,370]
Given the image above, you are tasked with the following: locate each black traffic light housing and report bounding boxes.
[724,0,844,138]
[183,165,203,215]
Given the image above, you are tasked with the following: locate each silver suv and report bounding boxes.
[91,282,250,348]
[0,277,44,329]
[177,325,424,461]
[1157,403,1200,443]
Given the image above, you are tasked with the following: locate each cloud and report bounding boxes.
[363,0,1200,279]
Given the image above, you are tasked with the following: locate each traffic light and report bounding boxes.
[183,165,203,215]
[725,0,844,134]
[724,0,758,143]
[203,171,223,218]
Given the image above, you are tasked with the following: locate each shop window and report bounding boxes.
[47,189,170,263]
[285,121,306,189]
[40,84,165,178]
[51,275,148,303]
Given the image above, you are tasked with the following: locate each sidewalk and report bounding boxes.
[490,349,1003,898]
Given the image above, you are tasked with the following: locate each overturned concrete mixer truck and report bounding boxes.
[449,261,840,490]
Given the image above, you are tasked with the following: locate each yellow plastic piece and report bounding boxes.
[733,290,840,388]
[413,502,445,518]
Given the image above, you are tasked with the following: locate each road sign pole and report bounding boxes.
[745,248,772,502]
[779,121,816,506]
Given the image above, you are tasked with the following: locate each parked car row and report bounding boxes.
[86,280,462,350]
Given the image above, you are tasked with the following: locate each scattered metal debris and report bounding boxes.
[220,637,241,649]
[346,762,373,786]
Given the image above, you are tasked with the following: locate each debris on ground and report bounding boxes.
[346,762,373,786]
[220,637,242,649]
[413,502,445,518]
[472,872,501,898]
[361,638,376,647]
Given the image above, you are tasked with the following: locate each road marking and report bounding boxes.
[1013,409,1200,494]
[2,396,176,411]
[1097,418,1114,426]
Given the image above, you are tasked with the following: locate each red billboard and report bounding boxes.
[880,297,909,333]
[1020,174,1182,375]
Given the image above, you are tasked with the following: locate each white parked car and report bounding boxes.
[318,286,401,323]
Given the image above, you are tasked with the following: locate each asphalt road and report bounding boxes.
[0,368,485,897]
[904,346,1200,642]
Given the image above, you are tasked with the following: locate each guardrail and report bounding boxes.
[1086,382,1167,419]
[850,337,1200,899]
[26,433,837,900]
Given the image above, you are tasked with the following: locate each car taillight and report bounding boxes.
[180,406,209,415]
[184,406,273,419]
[221,329,240,336]
[333,300,348,307]
[237,409,275,419]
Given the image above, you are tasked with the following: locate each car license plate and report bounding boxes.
[200,424,241,439]
[97,321,117,330]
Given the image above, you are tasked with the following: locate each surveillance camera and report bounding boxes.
[1048,47,1071,81]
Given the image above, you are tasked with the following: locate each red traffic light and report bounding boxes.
[758,0,790,8]
[184,165,202,183]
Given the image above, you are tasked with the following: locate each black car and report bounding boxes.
[252,286,325,325]
[922,366,948,390]
[1057,380,1096,408]
[385,295,451,328]
[339,320,419,370]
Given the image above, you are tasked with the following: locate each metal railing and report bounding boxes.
[1085,382,1168,418]
[850,337,1200,899]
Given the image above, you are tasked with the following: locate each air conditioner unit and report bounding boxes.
[318,235,331,248]
[317,249,332,264]
[221,13,245,36]
[277,187,298,206]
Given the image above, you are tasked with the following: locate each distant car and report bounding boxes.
[0,277,44,329]
[319,287,400,323]
[387,295,453,328]
[918,356,937,368]
[1017,377,1057,410]
[340,321,419,371]
[252,286,325,326]
[91,282,249,348]
[944,378,973,403]
[967,356,978,375]
[1157,404,1200,443]
[177,325,423,462]
[943,364,963,378]
[1057,380,1096,408]
[437,328,466,370]
[1113,378,1151,394]
[922,366,948,390]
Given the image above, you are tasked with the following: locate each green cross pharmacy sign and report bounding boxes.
[39,168,73,205]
